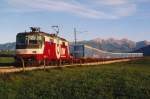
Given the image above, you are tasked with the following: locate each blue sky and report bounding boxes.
[0,0,150,43]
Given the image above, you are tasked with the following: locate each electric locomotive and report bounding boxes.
[15,27,70,66]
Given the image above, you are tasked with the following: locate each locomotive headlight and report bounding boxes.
[32,51,37,54]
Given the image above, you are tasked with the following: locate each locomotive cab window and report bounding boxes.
[16,33,44,49]
[16,34,27,45]
[28,35,38,45]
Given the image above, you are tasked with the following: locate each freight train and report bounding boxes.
[15,27,143,66]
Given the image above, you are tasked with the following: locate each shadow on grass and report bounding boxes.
[0,63,15,67]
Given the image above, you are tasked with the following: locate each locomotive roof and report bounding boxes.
[17,31,68,41]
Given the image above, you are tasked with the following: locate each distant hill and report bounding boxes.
[0,42,15,51]
[0,38,149,52]
[133,45,150,56]
[78,38,150,52]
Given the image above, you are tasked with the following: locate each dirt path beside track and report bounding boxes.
[0,59,132,74]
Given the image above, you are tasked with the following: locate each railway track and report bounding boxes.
[0,58,132,74]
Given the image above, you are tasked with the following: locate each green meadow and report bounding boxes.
[0,57,150,99]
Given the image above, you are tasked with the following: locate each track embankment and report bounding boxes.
[0,59,132,74]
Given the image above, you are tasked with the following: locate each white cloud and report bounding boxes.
[5,0,146,19]
[113,4,137,17]
[6,0,118,19]
[95,0,150,5]
[95,0,127,5]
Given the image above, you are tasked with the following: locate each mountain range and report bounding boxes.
[0,38,150,53]
[0,42,16,51]
[77,38,150,52]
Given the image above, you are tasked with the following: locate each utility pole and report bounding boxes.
[74,28,77,59]
[74,28,88,45]
[73,28,87,58]
[74,28,77,45]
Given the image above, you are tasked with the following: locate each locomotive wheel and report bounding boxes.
[57,60,62,66]
[15,57,25,67]
[15,60,22,67]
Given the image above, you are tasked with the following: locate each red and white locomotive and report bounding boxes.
[15,27,71,66]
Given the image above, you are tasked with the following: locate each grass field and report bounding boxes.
[0,50,15,64]
[0,50,15,55]
[0,57,150,99]
[0,57,14,63]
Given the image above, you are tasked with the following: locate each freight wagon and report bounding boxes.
[70,44,143,59]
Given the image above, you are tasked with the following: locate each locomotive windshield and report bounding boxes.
[16,33,44,49]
